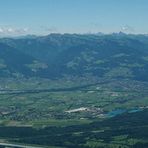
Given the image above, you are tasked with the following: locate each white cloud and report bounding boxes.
[7,28,14,33]
[0,26,29,36]
[22,28,29,32]
[40,26,58,33]
[15,28,29,34]
[0,28,4,33]
[121,25,135,33]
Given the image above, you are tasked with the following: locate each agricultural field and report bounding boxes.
[0,77,148,127]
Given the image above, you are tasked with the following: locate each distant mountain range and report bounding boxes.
[0,33,148,81]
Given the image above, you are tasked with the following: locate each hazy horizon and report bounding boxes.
[1,31,148,38]
[0,0,148,36]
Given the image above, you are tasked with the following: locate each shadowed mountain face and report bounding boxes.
[0,33,148,81]
[0,43,35,77]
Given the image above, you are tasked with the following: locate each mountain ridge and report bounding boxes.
[0,33,148,81]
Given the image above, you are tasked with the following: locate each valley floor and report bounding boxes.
[0,77,147,147]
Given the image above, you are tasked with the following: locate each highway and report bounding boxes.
[0,142,42,148]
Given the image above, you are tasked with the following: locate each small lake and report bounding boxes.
[106,107,143,117]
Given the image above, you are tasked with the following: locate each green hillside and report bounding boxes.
[0,33,148,81]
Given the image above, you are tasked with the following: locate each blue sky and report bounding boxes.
[0,0,148,36]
